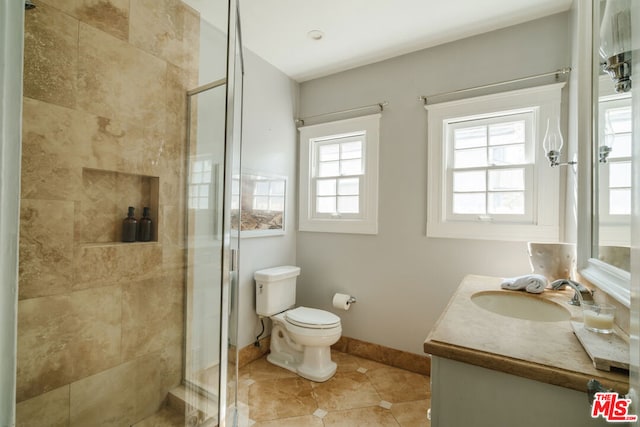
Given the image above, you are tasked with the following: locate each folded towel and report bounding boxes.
[501,274,548,294]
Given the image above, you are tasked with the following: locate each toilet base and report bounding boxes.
[267,345,337,382]
[297,345,337,382]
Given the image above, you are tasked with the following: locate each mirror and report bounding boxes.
[594,0,632,274]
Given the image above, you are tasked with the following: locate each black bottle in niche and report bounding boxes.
[138,207,153,242]
[122,206,138,242]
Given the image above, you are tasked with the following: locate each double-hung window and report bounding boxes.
[299,114,380,234]
[426,83,564,241]
[598,94,632,246]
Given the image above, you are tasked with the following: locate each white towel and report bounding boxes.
[501,274,548,294]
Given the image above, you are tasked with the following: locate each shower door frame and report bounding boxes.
[182,0,243,424]
[0,1,25,425]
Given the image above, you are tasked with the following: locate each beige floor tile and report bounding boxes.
[247,356,297,381]
[390,399,431,427]
[248,377,317,422]
[367,366,430,403]
[323,406,400,427]
[253,414,324,427]
[311,371,381,411]
[331,350,389,373]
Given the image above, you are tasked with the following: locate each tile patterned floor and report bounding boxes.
[141,350,431,426]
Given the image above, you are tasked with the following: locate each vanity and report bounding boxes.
[424,275,629,427]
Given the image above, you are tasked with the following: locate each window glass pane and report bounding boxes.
[454,126,486,149]
[488,169,524,191]
[254,181,270,195]
[488,192,525,214]
[453,193,486,214]
[338,196,359,213]
[454,147,486,168]
[319,161,339,177]
[609,161,631,188]
[338,177,359,195]
[202,161,212,172]
[489,121,525,145]
[488,144,525,165]
[610,189,631,215]
[319,144,340,161]
[340,159,362,175]
[253,196,269,210]
[453,171,485,192]
[193,161,203,172]
[341,141,362,160]
[609,133,632,158]
[317,179,336,196]
[198,199,209,209]
[317,196,336,213]
[198,185,208,197]
[269,196,284,211]
[606,107,632,133]
[270,180,285,195]
[202,171,211,183]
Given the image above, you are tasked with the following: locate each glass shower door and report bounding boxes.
[184,75,240,426]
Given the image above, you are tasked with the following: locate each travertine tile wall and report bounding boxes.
[17,0,199,425]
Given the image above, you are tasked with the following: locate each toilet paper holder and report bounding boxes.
[348,296,357,304]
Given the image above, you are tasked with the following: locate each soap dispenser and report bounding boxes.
[138,207,152,242]
[122,206,137,242]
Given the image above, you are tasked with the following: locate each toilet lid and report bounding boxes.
[285,307,341,329]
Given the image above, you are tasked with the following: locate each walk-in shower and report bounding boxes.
[3,0,243,425]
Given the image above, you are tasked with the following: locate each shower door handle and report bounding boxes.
[230,249,238,272]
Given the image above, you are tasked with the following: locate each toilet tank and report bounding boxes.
[254,266,300,316]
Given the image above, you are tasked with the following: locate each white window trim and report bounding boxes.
[425,83,565,242]
[299,114,380,234]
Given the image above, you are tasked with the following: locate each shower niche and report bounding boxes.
[79,168,159,244]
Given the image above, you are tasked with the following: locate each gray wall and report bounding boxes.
[296,13,571,355]
[237,49,299,348]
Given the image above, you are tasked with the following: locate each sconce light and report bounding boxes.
[599,116,615,163]
[600,0,632,93]
[543,117,576,167]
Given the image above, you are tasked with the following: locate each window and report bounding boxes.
[252,178,285,212]
[189,158,214,210]
[299,114,380,234]
[426,83,564,241]
[598,94,632,245]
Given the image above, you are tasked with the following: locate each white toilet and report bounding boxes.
[255,266,341,382]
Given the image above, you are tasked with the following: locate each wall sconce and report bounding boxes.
[543,117,576,167]
[600,0,632,93]
[599,116,615,163]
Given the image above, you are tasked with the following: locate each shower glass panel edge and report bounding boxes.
[183,0,242,425]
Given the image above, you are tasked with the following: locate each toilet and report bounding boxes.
[255,266,341,382]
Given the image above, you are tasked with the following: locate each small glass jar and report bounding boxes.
[582,302,616,334]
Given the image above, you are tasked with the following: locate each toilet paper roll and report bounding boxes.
[333,293,353,311]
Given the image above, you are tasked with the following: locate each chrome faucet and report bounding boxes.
[550,279,594,306]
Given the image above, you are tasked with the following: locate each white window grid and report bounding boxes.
[252,179,285,212]
[445,110,535,224]
[599,97,632,224]
[189,158,213,210]
[311,133,365,219]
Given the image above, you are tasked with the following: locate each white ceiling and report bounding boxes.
[189,0,573,82]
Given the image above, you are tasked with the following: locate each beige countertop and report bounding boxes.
[424,274,629,394]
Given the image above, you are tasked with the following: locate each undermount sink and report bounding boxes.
[471,290,571,322]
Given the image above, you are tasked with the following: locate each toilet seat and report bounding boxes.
[285,307,341,329]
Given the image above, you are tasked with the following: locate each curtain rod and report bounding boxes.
[296,101,388,126]
[418,67,571,105]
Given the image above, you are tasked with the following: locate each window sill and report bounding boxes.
[580,258,630,308]
[427,222,559,242]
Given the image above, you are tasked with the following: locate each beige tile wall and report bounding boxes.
[18,0,199,424]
